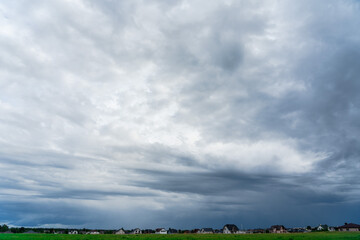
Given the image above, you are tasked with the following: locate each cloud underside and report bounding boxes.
[0,0,360,228]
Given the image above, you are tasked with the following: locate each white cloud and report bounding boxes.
[1,0,360,228]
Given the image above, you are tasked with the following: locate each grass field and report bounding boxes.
[1,233,360,240]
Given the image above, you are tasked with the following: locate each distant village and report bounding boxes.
[1,222,360,234]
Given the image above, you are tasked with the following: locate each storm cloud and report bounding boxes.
[1,0,360,229]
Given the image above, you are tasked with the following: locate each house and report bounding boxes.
[328,226,336,232]
[287,227,306,233]
[167,228,178,234]
[130,228,142,234]
[143,229,154,234]
[68,230,78,234]
[115,228,126,234]
[89,231,100,234]
[214,229,223,234]
[199,228,213,234]
[223,224,239,234]
[338,223,360,232]
[270,225,287,233]
[317,224,328,231]
[155,228,167,234]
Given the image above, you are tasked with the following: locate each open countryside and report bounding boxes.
[1,1,360,239]
[2,224,360,240]
[1,233,360,240]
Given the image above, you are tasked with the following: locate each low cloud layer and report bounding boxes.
[1,0,360,229]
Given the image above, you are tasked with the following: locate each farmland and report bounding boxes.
[1,232,360,240]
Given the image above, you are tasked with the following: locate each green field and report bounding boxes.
[1,233,360,240]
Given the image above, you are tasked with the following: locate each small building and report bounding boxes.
[270,225,287,233]
[223,224,239,234]
[130,228,142,234]
[143,229,154,234]
[338,223,360,232]
[115,228,126,235]
[287,227,306,233]
[199,228,213,234]
[68,230,78,234]
[155,228,167,234]
[317,224,328,231]
[328,226,336,232]
[167,228,178,234]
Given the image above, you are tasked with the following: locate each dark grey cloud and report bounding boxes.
[132,168,281,195]
[0,0,360,229]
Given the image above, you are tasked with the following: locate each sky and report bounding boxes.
[0,0,360,230]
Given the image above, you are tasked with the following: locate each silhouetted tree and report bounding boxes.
[0,224,9,232]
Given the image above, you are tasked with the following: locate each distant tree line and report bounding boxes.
[0,225,28,233]
[0,223,342,234]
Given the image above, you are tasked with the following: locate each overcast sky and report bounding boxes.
[1,0,360,229]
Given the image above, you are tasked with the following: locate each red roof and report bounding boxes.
[338,223,360,228]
